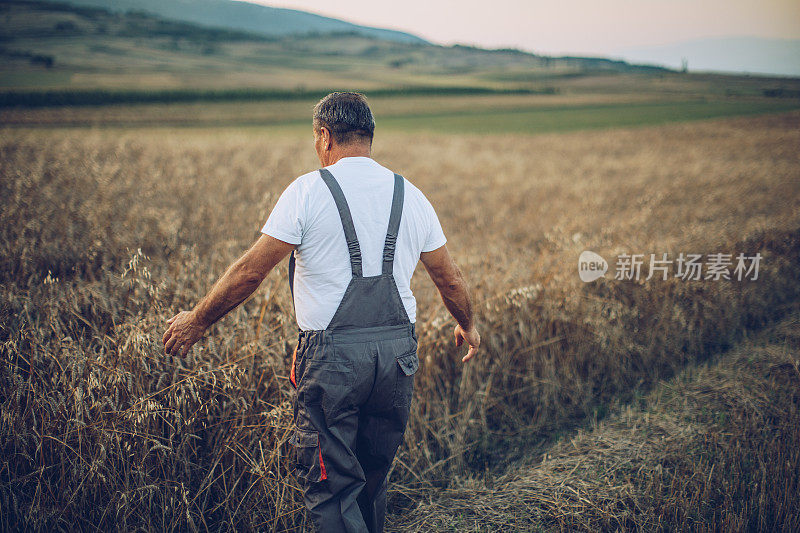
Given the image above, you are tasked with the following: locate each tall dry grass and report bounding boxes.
[1,111,799,530]
[392,313,800,532]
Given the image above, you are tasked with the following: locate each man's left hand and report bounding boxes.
[163,311,206,357]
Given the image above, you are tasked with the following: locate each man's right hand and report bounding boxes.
[421,245,480,363]
[455,324,480,363]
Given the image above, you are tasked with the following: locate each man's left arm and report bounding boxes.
[162,235,295,357]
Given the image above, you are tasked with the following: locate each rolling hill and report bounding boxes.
[1,0,674,97]
[19,0,428,43]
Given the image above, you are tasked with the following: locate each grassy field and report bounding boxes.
[377,98,800,134]
[0,103,800,531]
[3,92,800,135]
[4,2,800,530]
[1,103,799,530]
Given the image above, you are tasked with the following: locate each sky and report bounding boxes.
[259,0,800,57]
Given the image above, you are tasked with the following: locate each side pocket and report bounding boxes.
[397,352,419,376]
[393,350,419,407]
[290,429,323,483]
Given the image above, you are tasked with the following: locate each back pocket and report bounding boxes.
[300,359,354,413]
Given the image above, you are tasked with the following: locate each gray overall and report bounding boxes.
[289,168,420,533]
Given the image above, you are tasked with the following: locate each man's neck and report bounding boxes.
[322,144,371,167]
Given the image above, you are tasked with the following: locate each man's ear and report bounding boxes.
[321,126,332,150]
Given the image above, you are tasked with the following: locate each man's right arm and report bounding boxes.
[420,245,480,362]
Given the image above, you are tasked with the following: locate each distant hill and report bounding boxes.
[41,0,428,44]
[616,37,800,77]
[1,0,675,98]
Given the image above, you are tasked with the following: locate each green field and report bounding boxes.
[375,99,800,134]
[4,94,800,135]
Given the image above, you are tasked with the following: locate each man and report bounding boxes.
[162,92,480,532]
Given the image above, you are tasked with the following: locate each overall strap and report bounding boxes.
[382,173,405,275]
[319,168,363,277]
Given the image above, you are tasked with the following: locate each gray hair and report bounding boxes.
[312,92,375,145]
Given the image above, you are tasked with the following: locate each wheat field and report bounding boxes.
[1,110,799,531]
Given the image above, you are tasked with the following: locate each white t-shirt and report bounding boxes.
[261,156,447,331]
